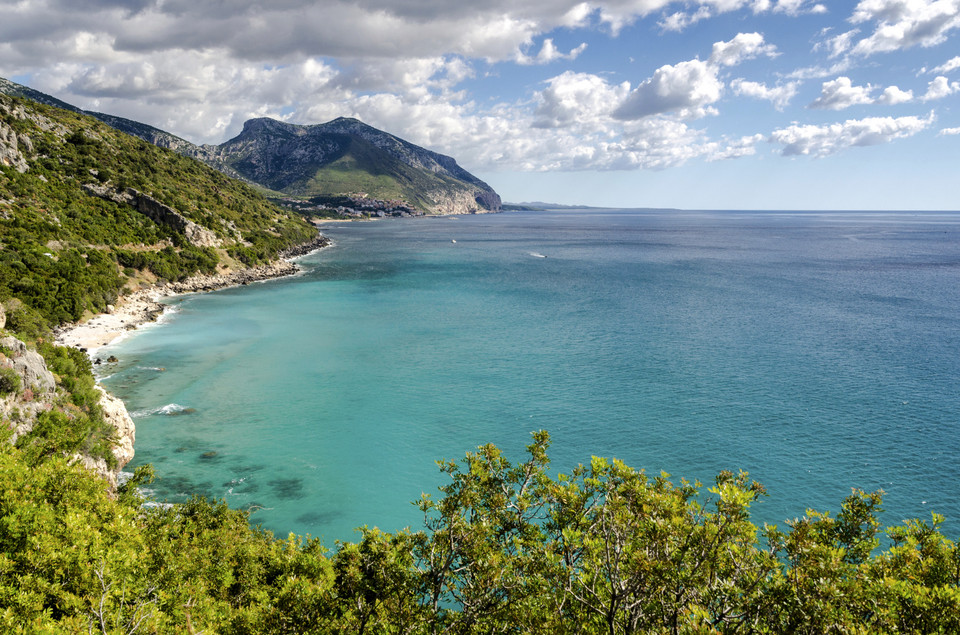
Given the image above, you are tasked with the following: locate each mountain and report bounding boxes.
[202,117,500,215]
[0,78,501,215]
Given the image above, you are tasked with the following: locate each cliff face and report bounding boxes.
[82,184,222,248]
[1,334,136,492]
[69,387,136,491]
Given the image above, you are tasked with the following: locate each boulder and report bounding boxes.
[0,335,56,393]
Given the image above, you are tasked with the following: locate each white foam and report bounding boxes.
[130,403,192,418]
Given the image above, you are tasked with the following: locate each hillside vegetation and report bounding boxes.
[0,94,316,331]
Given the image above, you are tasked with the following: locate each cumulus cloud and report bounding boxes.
[613,59,724,120]
[533,71,630,128]
[847,0,960,56]
[613,33,777,121]
[939,126,960,134]
[807,76,929,109]
[730,79,800,109]
[877,85,914,104]
[921,75,960,100]
[770,112,935,156]
[709,32,778,66]
[809,77,876,109]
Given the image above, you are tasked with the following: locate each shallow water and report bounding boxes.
[100,209,960,544]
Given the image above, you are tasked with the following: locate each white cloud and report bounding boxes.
[921,75,960,100]
[808,76,936,109]
[785,60,854,81]
[809,76,876,109]
[705,133,766,160]
[823,29,861,58]
[613,59,724,120]
[928,55,960,73]
[655,0,826,32]
[731,79,800,109]
[848,0,960,56]
[939,126,960,134]
[770,112,935,156]
[613,32,777,121]
[517,39,588,65]
[709,32,778,66]
[659,7,712,31]
[877,85,914,104]
[533,71,630,128]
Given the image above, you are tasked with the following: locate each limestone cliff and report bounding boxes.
[69,387,136,491]
[82,184,222,248]
[1,334,135,492]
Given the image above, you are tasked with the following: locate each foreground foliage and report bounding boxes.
[1,431,958,633]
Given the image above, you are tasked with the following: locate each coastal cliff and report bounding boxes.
[1,334,135,491]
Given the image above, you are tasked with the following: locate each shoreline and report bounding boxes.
[54,234,331,354]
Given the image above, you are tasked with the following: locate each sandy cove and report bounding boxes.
[55,236,331,353]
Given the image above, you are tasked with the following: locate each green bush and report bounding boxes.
[2,431,960,633]
[0,366,20,395]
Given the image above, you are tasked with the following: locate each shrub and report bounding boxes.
[0,366,21,395]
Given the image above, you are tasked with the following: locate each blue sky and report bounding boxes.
[2,0,958,209]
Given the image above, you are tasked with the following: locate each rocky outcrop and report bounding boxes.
[0,335,57,394]
[69,386,136,491]
[83,184,222,248]
[426,187,503,215]
[279,233,332,259]
[1,334,136,492]
[0,119,29,173]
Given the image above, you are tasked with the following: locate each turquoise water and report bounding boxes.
[100,209,960,544]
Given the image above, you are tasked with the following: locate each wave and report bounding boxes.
[130,403,197,418]
[528,251,547,258]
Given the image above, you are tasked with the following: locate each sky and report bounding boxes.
[1,0,959,210]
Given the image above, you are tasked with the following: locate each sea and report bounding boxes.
[98,208,960,545]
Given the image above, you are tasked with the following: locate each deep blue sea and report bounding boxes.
[99,209,960,545]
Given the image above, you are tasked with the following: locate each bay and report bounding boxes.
[99,209,960,544]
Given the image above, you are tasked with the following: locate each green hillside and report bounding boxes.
[289,135,475,210]
[0,94,316,331]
